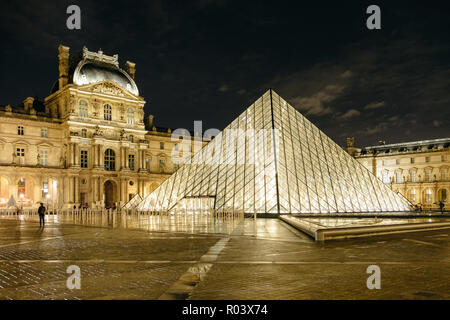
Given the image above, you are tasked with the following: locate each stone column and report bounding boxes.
[69,176,74,203]
[92,177,98,205]
[75,177,80,204]
[74,143,79,166]
[99,145,104,168]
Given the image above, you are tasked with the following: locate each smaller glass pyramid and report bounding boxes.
[139,89,413,214]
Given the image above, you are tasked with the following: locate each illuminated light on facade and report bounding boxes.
[139,89,413,214]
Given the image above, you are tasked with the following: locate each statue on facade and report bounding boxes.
[11,152,17,164]
[94,126,103,137]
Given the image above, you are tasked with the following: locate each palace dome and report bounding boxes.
[73,61,139,96]
[50,47,139,96]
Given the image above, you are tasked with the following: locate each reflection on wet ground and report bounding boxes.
[0,211,245,235]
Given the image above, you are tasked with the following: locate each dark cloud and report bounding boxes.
[0,1,449,148]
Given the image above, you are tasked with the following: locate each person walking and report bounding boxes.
[38,203,46,227]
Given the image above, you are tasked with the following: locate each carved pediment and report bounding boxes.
[80,81,142,100]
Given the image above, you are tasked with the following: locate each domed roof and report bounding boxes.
[73,61,139,96]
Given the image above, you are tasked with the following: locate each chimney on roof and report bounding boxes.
[58,45,70,90]
[346,137,355,148]
[125,61,136,80]
[23,97,34,112]
[344,137,361,157]
[145,115,154,129]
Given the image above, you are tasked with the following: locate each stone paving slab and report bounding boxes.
[0,217,449,300]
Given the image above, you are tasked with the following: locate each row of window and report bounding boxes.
[409,189,447,203]
[82,149,166,172]
[16,126,174,152]
[14,148,49,166]
[382,154,448,166]
[79,100,135,124]
[17,126,48,138]
[383,168,448,183]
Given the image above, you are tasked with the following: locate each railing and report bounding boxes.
[0,208,246,235]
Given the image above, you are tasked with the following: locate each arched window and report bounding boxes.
[382,170,389,184]
[396,172,402,183]
[127,108,134,125]
[104,104,112,121]
[425,169,432,182]
[18,178,26,196]
[440,189,447,202]
[410,189,416,202]
[442,168,448,181]
[79,100,88,118]
[425,189,432,203]
[104,149,116,171]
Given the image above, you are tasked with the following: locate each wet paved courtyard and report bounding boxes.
[0,214,449,300]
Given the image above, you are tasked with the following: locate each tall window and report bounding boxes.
[410,170,416,182]
[382,171,389,184]
[440,189,447,202]
[159,159,165,173]
[79,100,88,118]
[41,128,47,138]
[410,189,416,202]
[42,179,49,198]
[40,150,48,167]
[128,154,135,170]
[425,156,430,163]
[104,104,112,121]
[126,108,134,125]
[410,158,415,164]
[425,169,432,182]
[104,149,115,171]
[160,142,164,150]
[18,178,26,196]
[396,172,402,183]
[81,150,88,168]
[425,189,432,203]
[16,148,25,165]
[18,126,24,135]
[442,169,448,181]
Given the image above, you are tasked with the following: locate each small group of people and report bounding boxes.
[73,203,89,210]
[413,201,446,214]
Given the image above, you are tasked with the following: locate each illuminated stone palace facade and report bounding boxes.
[346,138,450,210]
[0,45,205,209]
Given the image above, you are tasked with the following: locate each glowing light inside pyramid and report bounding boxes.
[139,90,412,214]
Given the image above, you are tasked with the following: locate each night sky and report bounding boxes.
[0,0,449,148]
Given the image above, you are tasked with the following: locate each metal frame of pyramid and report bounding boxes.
[122,194,143,210]
[139,89,413,214]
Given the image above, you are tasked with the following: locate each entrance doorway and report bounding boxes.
[104,180,116,209]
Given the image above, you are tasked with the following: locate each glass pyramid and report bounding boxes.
[139,89,412,214]
[122,194,143,210]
